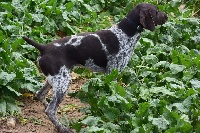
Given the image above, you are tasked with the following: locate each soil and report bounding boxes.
[0,72,87,133]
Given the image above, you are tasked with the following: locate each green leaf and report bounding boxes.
[179,54,191,68]
[6,101,21,115]
[150,87,175,96]
[190,79,200,89]
[104,69,118,83]
[142,54,158,65]
[182,18,200,25]
[103,107,120,121]
[170,103,186,112]
[137,102,150,116]
[0,99,6,115]
[170,0,181,7]
[81,116,100,126]
[83,4,94,12]
[169,64,186,74]
[154,61,170,68]
[62,12,70,21]
[139,87,150,100]
[165,127,177,133]
[110,81,126,97]
[141,38,154,46]
[0,71,16,86]
[87,126,105,132]
[183,71,194,81]
[6,86,22,96]
[178,119,193,133]
[170,50,179,64]
[149,116,169,130]
[66,2,74,11]
[102,122,120,131]
[30,13,44,22]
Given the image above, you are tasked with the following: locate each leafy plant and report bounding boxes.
[70,1,200,132]
[0,0,113,116]
[0,0,199,132]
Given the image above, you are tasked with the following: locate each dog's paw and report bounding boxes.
[58,126,74,133]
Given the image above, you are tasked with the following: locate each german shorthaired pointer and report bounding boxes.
[23,3,167,133]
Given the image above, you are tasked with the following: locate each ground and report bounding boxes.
[0,73,87,133]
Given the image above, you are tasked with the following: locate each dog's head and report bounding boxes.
[127,3,168,31]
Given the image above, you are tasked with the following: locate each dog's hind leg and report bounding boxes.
[35,81,51,108]
[45,66,73,133]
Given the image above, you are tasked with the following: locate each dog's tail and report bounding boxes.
[22,36,44,52]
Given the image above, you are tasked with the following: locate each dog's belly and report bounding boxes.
[84,58,106,72]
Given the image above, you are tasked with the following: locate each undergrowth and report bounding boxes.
[0,0,199,132]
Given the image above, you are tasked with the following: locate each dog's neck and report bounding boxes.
[118,12,143,37]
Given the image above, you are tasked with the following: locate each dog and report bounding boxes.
[23,3,167,133]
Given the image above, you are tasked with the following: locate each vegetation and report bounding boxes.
[0,0,199,132]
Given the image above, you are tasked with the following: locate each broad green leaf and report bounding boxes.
[110,81,126,97]
[170,50,179,64]
[180,114,190,123]
[105,69,118,83]
[83,4,94,12]
[178,119,193,133]
[191,36,200,43]
[81,116,100,126]
[183,71,194,81]
[170,0,181,7]
[142,54,158,65]
[6,102,21,115]
[154,61,170,68]
[165,127,177,133]
[62,12,70,21]
[60,115,70,127]
[102,122,120,131]
[169,64,186,74]
[30,13,44,22]
[107,95,120,103]
[0,99,6,115]
[167,101,190,113]
[179,54,191,68]
[182,18,200,25]
[6,86,21,96]
[141,38,154,46]
[0,71,16,85]
[165,77,184,87]
[105,107,120,121]
[149,116,169,130]
[137,102,150,116]
[139,87,150,100]
[163,108,180,125]
[66,2,74,11]
[150,87,175,96]
[87,126,105,132]
[190,79,200,89]
[20,83,36,92]
[62,21,76,34]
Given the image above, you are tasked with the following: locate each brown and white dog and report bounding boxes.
[23,3,167,133]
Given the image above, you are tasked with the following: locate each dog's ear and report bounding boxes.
[139,9,156,31]
[22,36,44,53]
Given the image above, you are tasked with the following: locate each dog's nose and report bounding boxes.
[164,13,168,20]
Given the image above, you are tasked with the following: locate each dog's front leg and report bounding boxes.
[35,81,51,108]
[46,66,73,133]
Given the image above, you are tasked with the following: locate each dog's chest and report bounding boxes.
[107,26,141,72]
